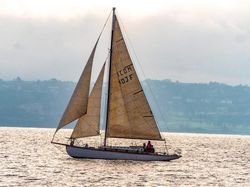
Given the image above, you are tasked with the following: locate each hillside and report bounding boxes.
[144,79,250,134]
[0,78,249,134]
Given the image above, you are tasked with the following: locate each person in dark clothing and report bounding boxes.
[143,143,146,151]
[146,141,152,149]
[70,138,75,146]
[146,141,155,153]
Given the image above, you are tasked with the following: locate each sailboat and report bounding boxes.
[51,8,181,161]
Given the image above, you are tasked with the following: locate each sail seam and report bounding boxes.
[133,90,143,95]
[116,38,123,43]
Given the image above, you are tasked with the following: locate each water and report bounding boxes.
[0,127,249,186]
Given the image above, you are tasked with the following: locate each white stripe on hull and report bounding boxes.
[66,146,181,161]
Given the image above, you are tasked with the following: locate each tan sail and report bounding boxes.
[106,15,162,140]
[55,41,99,133]
[70,63,106,138]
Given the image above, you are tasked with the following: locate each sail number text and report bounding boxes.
[117,64,133,85]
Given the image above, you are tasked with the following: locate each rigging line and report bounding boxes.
[97,9,113,40]
[116,13,170,136]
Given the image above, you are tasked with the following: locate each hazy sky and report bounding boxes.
[1,0,250,85]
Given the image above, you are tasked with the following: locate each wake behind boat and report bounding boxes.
[51,8,181,161]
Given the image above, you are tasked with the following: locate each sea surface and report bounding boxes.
[0,127,249,186]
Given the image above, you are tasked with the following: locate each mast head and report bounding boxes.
[112,7,116,12]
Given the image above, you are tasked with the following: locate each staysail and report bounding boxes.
[55,40,99,133]
[106,14,162,140]
[70,63,106,138]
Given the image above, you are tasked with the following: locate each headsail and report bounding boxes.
[55,40,99,133]
[70,63,106,138]
[106,14,162,140]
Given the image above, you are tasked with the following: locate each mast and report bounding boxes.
[104,7,116,146]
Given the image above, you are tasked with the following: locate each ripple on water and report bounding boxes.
[0,128,249,186]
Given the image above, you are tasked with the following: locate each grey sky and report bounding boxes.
[1,0,250,85]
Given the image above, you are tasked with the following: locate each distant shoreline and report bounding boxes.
[1,126,249,137]
[1,79,249,135]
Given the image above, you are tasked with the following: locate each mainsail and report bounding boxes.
[106,14,162,140]
[55,40,99,133]
[70,63,106,138]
